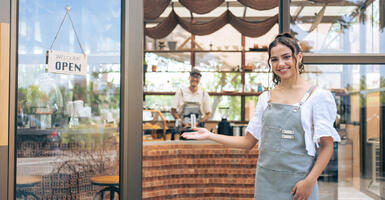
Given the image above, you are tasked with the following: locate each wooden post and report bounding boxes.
[0,23,10,147]
[0,22,10,200]
[191,34,195,68]
[241,35,245,121]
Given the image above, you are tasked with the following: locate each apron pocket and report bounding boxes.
[260,126,281,152]
[281,133,297,152]
[255,167,308,200]
[280,130,306,155]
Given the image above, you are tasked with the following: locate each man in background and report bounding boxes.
[171,69,211,128]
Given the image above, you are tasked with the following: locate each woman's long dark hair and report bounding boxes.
[267,32,304,85]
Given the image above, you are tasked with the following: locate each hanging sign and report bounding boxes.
[46,6,87,76]
[47,50,87,75]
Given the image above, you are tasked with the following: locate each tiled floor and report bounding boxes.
[338,185,374,200]
[319,181,376,200]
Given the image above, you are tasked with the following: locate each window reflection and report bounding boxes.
[291,0,385,53]
[302,64,385,199]
[16,0,121,199]
[143,64,385,199]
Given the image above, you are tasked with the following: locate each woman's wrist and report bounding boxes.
[207,131,215,140]
[304,176,317,184]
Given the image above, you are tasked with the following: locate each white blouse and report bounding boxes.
[246,88,341,156]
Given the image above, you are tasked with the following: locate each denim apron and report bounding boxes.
[254,86,318,200]
[178,88,203,125]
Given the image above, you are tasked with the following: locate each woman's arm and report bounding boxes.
[305,136,334,183]
[292,136,334,200]
[182,129,258,150]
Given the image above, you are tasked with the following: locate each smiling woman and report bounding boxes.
[268,33,304,85]
[182,33,341,200]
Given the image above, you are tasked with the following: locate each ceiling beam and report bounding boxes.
[303,53,385,64]
[170,1,359,8]
[145,16,343,24]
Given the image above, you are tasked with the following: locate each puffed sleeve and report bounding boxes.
[246,91,268,141]
[312,90,341,147]
[202,90,212,114]
[171,88,182,110]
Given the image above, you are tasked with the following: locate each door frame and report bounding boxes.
[7,0,143,199]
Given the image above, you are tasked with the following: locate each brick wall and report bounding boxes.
[142,143,259,200]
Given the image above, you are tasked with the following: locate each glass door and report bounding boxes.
[15,0,121,199]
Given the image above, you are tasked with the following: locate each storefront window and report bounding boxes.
[291,0,385,53]
[16,0,121,199]
[142,64,385,199]
[303,64,385,199]
[145,52,191,72]
[145,72,190,92]
[140,0,385,199]
[245,24,279,50]
[209,95,241,120]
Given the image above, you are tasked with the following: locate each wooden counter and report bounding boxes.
[142,140,259,199]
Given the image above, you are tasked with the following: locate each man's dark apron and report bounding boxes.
[178,88,204,127]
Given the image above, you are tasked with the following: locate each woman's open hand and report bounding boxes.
[181,128,212,140]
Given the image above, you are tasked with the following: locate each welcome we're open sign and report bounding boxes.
[47,50,87,75]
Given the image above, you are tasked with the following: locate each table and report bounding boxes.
[367,138,380,189]
[16,176,42,200]
[90,176,119,200]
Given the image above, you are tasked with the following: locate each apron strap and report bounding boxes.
[298,85,316,106]
[267,90,271,103]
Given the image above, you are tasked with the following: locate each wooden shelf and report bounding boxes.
[144,91,263,96]
[145,49,267,53]
[144,88,344,97]
[145,70,322,74]
[145,70,269,73]
[145,71,243,73]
